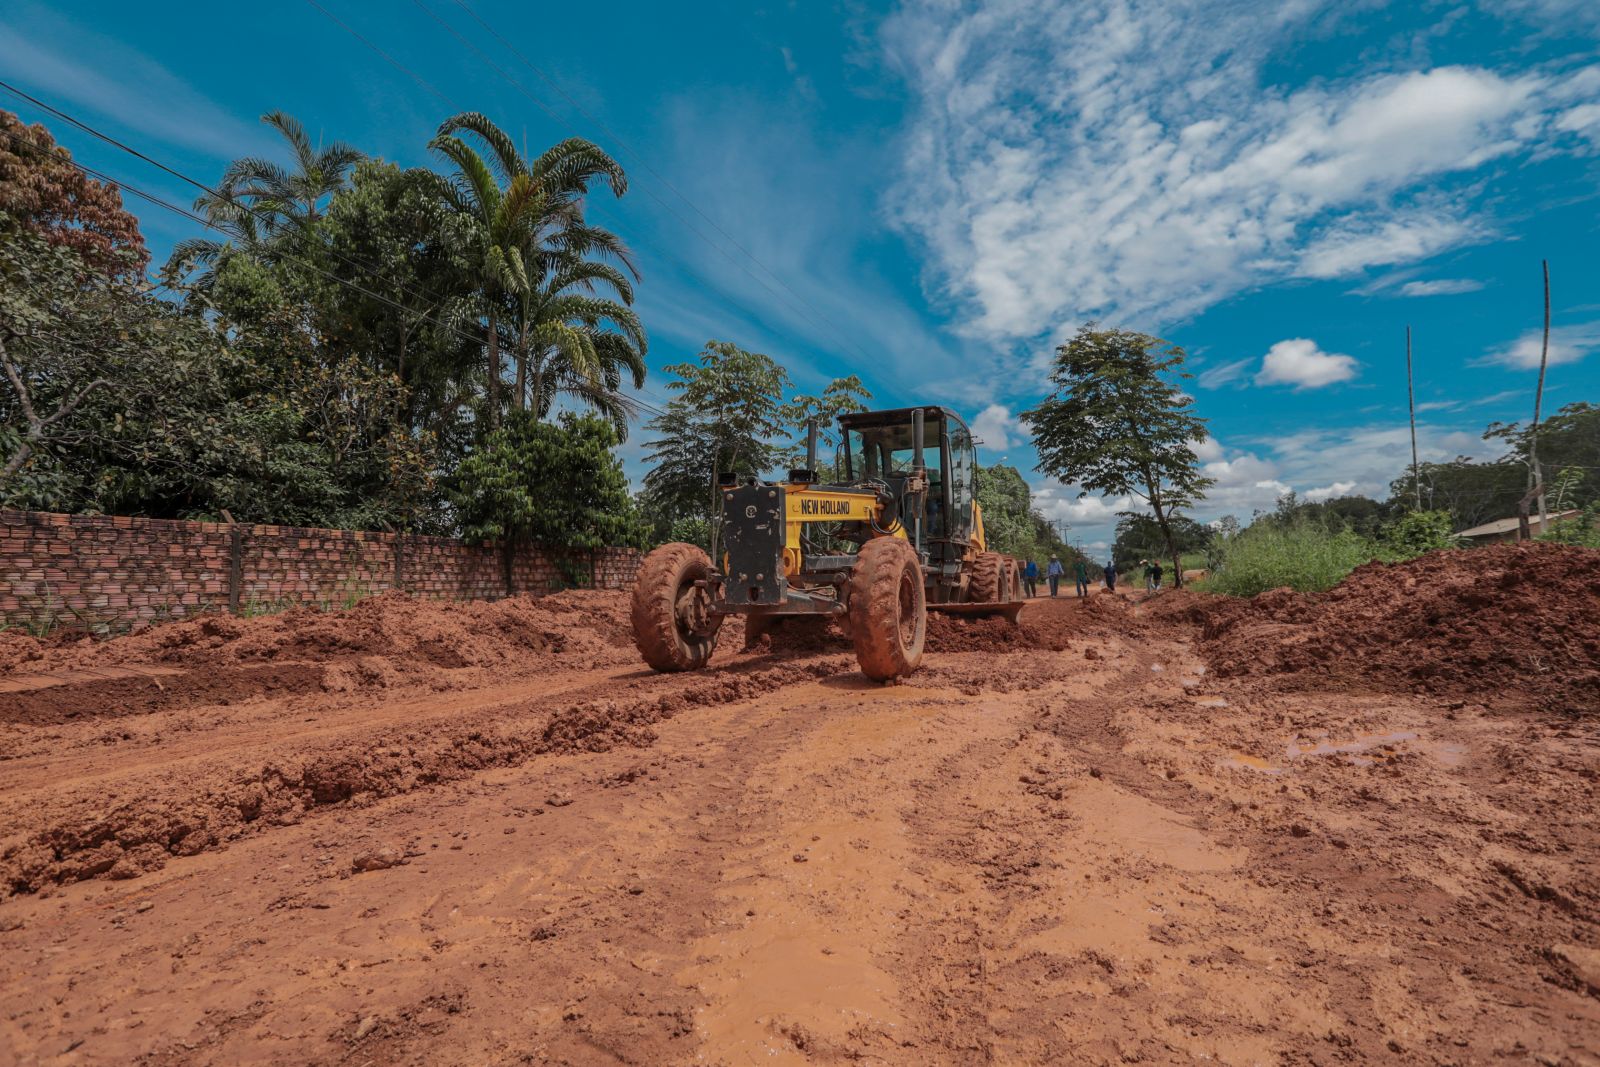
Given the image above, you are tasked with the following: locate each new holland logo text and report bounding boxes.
[798,498,853,517]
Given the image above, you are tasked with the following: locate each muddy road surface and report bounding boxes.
[2,566,1598,1065]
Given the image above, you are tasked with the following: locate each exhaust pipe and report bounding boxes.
[805,418,818,474]
[911,408,925,552]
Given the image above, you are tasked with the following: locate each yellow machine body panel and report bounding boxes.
[778,484,905,576]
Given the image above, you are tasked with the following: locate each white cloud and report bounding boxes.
[1398,278,1485,296]
[1304,480,1358,502]
[1023,419,1497,548]
[882,1,1600,339]
[1194,435,1224,462]
[970,403,1018,450]
[0,10,271,160]
[1486,323,1600,369]
[1295,216,1482,281]
[1197,358,1254,389]
[1032,486,1135,525]
[1256,338,1359,389]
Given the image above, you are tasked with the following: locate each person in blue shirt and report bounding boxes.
[1104,558,1118,592]
[1046,555,1065,596]
[1023,559,1039,597]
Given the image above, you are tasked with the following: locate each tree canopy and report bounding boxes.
[0,110,147,277]
[3,107,649,537]
[1023,324,1214,585]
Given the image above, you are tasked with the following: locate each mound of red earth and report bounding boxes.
[1198,542,1600,714]
[0,590,638,682]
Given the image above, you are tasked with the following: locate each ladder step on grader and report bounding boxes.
[630,405,1026,682]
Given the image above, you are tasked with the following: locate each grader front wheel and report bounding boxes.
[631,543,723,672]
[847,538,926,682]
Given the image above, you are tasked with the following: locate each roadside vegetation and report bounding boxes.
[3,106,1591,591]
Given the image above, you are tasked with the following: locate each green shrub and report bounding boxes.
[1205,521,1378,596]
[1379,509,1459,559]
[1538,503,1600,548]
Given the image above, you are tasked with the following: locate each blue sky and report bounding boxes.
[5,0,1599,555]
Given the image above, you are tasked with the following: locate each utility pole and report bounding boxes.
[1406,325,1421,512]
[1529,259,1552,536]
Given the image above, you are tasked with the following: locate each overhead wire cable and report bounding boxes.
[0,85,673,421]
[0,123,674,420]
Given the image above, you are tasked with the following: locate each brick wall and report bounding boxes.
[0,509,643,632]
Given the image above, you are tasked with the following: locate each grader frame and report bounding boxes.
[630,406,1024,682]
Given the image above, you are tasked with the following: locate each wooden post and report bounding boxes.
[393,531,405,594]
[221,509,242,614]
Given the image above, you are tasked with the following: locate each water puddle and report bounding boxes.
[1219,752,1284,775]
[1220,729,1467,775]
[1287,730,1417,766]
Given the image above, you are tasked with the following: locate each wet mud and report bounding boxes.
[1,571,1597,1065]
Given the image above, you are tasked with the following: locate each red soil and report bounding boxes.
[1195,542,1600,714]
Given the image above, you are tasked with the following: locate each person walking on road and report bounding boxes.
[1144,559,1158,591]
[1046,555,1065,597]
[1023,559,1039,598]
[1104,558,1118,592]
[1073,557,1090,598]
[1150,560,1163,591]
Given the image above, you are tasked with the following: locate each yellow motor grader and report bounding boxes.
[630,405,1025,682]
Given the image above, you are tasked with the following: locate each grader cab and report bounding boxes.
[630,406,1025,682]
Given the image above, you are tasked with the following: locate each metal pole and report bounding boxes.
[1406,326,1421,511]
[911,408,925,552]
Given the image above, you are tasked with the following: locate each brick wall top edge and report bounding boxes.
[1,509,642,557]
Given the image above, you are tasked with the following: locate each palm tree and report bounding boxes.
[520,257,646,435]
[201,111,362,232]
[163,111,362,289]
[428,112,643,433]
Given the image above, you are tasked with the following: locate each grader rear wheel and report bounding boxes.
[969,551,1005,603]
[847,538,926,682]
[631,543,723,671]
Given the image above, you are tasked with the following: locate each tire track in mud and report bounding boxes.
[0,653,854,895]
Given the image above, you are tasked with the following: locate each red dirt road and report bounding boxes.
[2,572,1598,1065]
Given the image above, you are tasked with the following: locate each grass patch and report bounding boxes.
[1204,522,1379,597]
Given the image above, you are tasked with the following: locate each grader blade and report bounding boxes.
[927,600,1026,623]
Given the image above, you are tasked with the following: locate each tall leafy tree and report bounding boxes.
[1023,323,1214,586]
[640,340,791,548]
[316,161,479,437]
[0,110,147,278]
[777,375,871,475]
[453,411,644,592]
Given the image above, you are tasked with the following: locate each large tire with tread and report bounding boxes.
[847,538,926,682]
[1000,557,1020,602]
[631,543,722,672]
[969,551,1005,603]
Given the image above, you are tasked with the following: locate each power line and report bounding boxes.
[0,123,673,422]
[0,78,477,329]
[0,85,673,423]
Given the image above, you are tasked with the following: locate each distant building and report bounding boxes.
[1456,509,1582,544]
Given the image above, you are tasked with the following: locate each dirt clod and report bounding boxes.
[352,846,405,873]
